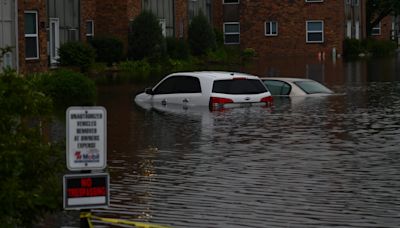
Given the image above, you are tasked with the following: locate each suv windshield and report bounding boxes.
[212,79,268,94]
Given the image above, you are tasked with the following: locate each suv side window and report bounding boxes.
[153,76,201,94]
[263,80,291,95]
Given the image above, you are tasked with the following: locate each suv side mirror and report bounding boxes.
[145,88,154,95]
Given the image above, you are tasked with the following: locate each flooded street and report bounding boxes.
[86,56,400,227]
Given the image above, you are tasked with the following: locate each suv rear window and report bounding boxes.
[212,79,268,94]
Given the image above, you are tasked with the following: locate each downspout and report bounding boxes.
[15,0,19,72]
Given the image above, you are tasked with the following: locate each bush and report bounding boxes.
[117,60,152,82]
[128,11,165,60]
[0,69,63,226]
[363,39,397,57]
[31,69,97,109]
[188,12,216,56]
[343,38,364,58]
[166,37,190,60]
[58,41,96,71]
[89,36,124,65]
[344,38,397,58]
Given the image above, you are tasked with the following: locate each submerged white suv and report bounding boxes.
[135,71,273,111]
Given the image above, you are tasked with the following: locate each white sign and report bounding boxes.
[66,107,107,171]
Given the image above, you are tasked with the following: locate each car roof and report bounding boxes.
[170,71,261,80]
[260,77,314,83]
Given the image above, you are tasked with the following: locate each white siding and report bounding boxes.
[0,0,17,69]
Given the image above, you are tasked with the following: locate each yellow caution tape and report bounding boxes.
[80,212,172,228]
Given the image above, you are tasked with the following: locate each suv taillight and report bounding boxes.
[260,96,273,107]
[209,97,234,110]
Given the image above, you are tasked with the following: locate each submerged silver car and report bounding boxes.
[261,77,334,96]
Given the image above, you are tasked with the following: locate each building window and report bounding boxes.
[223,0,239,4]
[371,22,381,35]
[305,0,323,2]
[352,0,359,5]
[224,22,240,44]
[24,11,39,59]
[86,20,94,40]
[265,21,278,36]
[306,20,324,43]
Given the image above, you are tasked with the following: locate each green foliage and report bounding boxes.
[206,46,229,63]
[343,38,365,58]
[188,12,216,56]
[31,69,97,110]
[117,60,152,82]
[241,48,257,62]
[0,69,63,226]
[89,36,124,65]
[128,11,165,60]
[1,46,13,64]
[58,41,96,71]
[364,39,398,57]
[166,37,190,60]
[214,28,224,47]
[344,38,397,58]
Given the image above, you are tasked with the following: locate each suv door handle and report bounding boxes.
[182,98,189,103]
[161,99,167,106]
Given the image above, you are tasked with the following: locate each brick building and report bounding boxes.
[2,0,397,74]
[212,0,370,58]
[0,0,96,73]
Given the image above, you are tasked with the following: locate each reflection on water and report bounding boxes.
[84,57,400,227]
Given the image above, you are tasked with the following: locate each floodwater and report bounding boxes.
[67,55,400,227]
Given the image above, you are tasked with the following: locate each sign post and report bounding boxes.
[64,106,109,227]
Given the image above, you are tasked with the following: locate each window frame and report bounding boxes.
[265,21,278,36]
[223,0,239,4]
[86,20,94,39]
[223,22,240,45]
[371,22,381,36]
[306,20,324,43]
[24,10,39,60]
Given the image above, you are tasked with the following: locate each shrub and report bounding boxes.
[31,69,97,109]
[58,41,96,71]
[363,39,397,57]
[166,37,190,60]
[117,60,152,82]
[89,36,124,65]
[128,11,165,60]
[214,28,224,47]
[0,69,63,226]
[188,12,216,56]
[343,38,364,58]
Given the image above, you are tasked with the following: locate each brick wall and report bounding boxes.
[371,16,393,41]
[95,0,133,49]
[215,1,346,58]
[81,0,96,42]
[175,0,188,38]
[18,0,48,73]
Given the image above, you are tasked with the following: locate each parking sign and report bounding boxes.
[66,107,107,171]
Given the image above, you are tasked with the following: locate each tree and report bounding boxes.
[0,69,63,226]
[188,12,216,56]
[366,0,400,36]
[128,11,165,60]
